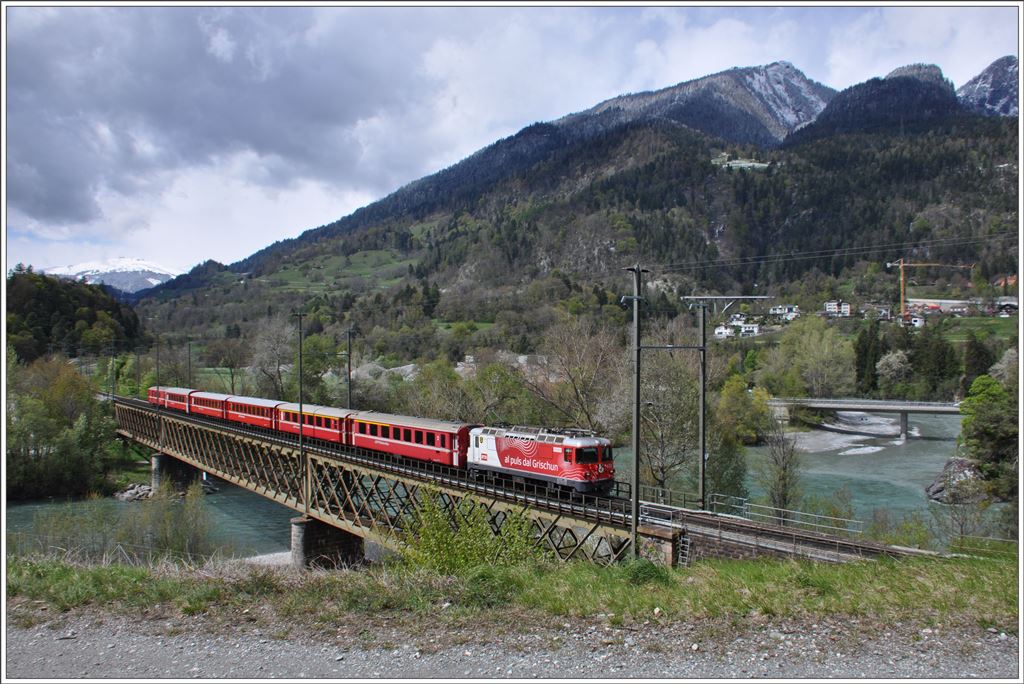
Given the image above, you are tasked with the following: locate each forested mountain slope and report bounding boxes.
[134,60,1018,349]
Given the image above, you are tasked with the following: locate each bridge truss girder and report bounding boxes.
[114,402,636,565]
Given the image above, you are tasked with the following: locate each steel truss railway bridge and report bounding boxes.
[113,397,934,569]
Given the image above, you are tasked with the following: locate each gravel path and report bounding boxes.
[5,606,1019,680]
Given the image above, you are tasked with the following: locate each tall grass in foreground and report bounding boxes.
[7,555,1017,631]
[7,480,225,565]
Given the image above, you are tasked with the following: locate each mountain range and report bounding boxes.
[44,257,183,294]
[132,55,1018,342]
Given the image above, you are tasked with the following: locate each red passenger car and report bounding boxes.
[188,391,231,419]
[276,403,350,443]
[147,386,194,413]
[226,396,285,430]
[348,411,472,467]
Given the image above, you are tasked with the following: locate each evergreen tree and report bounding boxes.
[912,326,960,400]
[854,320,884,395]
[960,331,996,397]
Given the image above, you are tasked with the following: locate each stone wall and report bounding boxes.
[684,531,791,563]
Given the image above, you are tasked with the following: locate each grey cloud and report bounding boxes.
[6,6,462,227]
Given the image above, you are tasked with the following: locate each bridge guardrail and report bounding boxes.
[709,494,864,536]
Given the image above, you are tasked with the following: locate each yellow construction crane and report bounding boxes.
[885,258,975,321]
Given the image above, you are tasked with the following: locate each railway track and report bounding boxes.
[117,396,936,564]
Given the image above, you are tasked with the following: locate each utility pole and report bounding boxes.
[697,303,706,509]
[345,327,354,409]
[292,310,308,517]
[623,264,647,559]
[186,337,193,388]
[683,295,769,511]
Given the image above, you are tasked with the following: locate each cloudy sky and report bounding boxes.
[4,3,1020,274]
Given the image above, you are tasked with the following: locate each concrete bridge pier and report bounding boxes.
[290,516,364,569]
[900,412,909,440]
[150,452,204,490]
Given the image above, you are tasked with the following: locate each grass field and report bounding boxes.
[259,249,419,293]
[939,315,1019,342]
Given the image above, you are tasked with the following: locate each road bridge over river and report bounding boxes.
[113,397,936,568]
[768,398,961,439]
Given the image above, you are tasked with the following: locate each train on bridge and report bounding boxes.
[147,386,616,494]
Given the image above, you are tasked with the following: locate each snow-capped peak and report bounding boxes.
[42,256,183,293]
[45,256,183,278]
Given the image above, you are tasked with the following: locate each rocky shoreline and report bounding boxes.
[113,480,220,502]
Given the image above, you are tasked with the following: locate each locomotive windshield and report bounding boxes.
[575,447,599,464]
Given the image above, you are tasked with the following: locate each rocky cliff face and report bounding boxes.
[558,61,835,147]
[958,55,1019,117]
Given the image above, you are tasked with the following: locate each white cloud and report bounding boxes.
[825,6,1019,88]
[207,27,237,62]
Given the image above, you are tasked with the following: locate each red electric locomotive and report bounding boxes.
[467,425,615,494]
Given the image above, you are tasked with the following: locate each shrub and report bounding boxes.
[401,487,542,575]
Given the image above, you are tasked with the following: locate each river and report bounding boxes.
[5,478,297,558]
[4,412,975,554]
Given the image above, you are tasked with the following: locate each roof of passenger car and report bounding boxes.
[351,411,473,433]
[226,396,287,409]
[277,403,353,419]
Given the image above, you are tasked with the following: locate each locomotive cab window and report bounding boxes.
[603,446,614,461]
[575,447,599,464]
[564,448,573,463]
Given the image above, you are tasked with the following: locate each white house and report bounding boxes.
[738,323,760,338]
[824,300,851,317]
[714,324,735,339]
[728,312,747,325]
[769,304,800,317]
